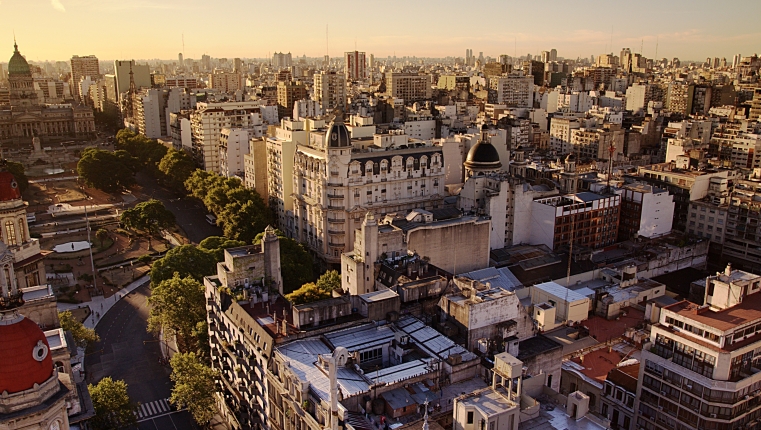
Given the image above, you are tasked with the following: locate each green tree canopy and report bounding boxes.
[77,147,137,192]
[198,236,246,261]
[169,352,218,425]
[4,160,28,194]
[255,229,313,294]
[115,128,168,167]
[285,270,340,305]
[158,148,196,192]
[148,273,206,353]
[149,244,217,287]
[95,228,109,247]
[120,199,176,237]
[88,377,137,430]
[59,310,99,348]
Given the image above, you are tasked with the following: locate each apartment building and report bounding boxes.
[190,100,264,173]
[313,71,346,113]
[344,51,366,81]
[220,127,264,178]
[490,73,534,108]
[616,183,675,241]
[529,192,621,251]
[549,116,581,154]
[385,72,432,102]
[275,80,307,120]
[291,117,447,265]
[70,55,99,100]
[243,137,268,202]
[722,180,761,270]
[210,71,243,93]
[636,264,761,430]
[570,125,625,160]
[600,363,639,430]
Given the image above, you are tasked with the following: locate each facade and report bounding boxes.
[190,100,264,173]
[204,231,283,429]
[491,73,534,107]
[266,118,311,235]
[530,192,621,251]
[721,179,761,270]
[113,60,150,99]
[69,55,99,100]
[220,128,259,178]
[549,117,581,154]
[570,126,625,160]
[0,43,95,145]
[617,183,675,241]
[344,51,366,81]
[291,117,447,265]
[385,72,432,102]
[275,80,306,120]
[600,363,639,430]
[209,71,243,93]
[243,137,268,201]
[313,71,346,113]
[165,76,198,88]
[636,264,761,430]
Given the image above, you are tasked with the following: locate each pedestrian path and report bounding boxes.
[136,398,173,420]
[57,274,150,329]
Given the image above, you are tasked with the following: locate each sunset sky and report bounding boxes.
[1,0,759,62]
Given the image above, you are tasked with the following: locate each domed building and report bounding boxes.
[464,123,503,178]
[0,241,71,430]
[0,42,95,145]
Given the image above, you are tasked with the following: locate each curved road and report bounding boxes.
[86,282,197,429]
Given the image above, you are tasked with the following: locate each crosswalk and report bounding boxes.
[136,398,173,420]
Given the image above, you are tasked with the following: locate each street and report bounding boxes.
[85,282,197,429]
[135,171,222,244]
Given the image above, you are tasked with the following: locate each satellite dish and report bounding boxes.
[333,346,349,366]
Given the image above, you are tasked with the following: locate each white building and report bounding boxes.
[314,71,346,113]
[614,183,675,240]
[220,126,264,178]
[492,73,534,107]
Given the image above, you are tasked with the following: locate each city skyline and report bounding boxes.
[1,0,759,62]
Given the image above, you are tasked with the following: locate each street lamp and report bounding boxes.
[84,205,97,293]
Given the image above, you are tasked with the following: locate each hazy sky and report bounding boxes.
[1,0,759,62]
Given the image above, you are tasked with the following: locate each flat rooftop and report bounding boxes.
[664,292,761,332]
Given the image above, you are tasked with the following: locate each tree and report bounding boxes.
[59,310,99,348]
[77,147,137,192]
[115,128,168,168]
[120,199,176,246]
[169,352,218,425]
[158,149,196,193]
[198,236,246,261]
[149,244,217,287]
[285,270,340,305]
[217,196,270,243]
[254,229,313,294]
[88,377,137,430]
[95,228,109,247]
[148,274,206,353]
[285,282,332,305]
[5,160,28,194]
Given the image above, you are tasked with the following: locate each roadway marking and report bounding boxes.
[136,398,174,420]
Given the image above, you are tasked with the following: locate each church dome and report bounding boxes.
[465,141,502,171]
[0,171,22,201]
[565,153,576,163]
[0,315,54,394]
[8,43,31,76]
[326,116,351,148]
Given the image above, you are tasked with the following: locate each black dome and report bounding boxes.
[565,153,576,163]
[326,118,351,148]
[465,141,502,170]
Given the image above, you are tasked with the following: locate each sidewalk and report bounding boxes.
[58,274,150,329]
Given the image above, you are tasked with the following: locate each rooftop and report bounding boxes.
[458,267,523,292]
[664,292,761,332]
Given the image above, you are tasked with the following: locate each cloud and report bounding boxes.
[51,0,65,12]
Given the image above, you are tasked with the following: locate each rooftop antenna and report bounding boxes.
[640,39,644,56]
[655,35,659,60]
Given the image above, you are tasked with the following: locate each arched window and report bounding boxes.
[17,219,25,243]
[4,221,16,246]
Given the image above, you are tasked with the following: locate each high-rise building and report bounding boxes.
[490,73,534,107]
[314,70,346,113]
[550,48,558,61]
[541,50,550,63]
[620,48,632,72]
[385,72,432,102]
[344,50,366,81]
[233,57,243,73]
[276,80,307,119]
[272,52,292,69]
[209,71,243,93]
[178,52,183,67]
[636,264,761,430]
[70,55,99,100]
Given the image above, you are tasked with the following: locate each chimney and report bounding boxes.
[725,263,732,277]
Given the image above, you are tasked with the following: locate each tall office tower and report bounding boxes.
[550,48,557,61]
[541,51,550,63]
[70,55,100,100]
[178,53,183,67]
[368,54,375,84]
[733,54,742,69]
[233,57,243,73]
[499,54,511,65]
[713,57,720,69]
[344,50,366,81]
[201,54,211,71]
[314,71,346,113]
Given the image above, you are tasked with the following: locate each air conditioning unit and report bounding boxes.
[710,414,717,418]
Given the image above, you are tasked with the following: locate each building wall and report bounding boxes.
[406,219,490,274]
[244,138,269,202]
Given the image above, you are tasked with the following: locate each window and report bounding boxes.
[467,412,474,424]
[4,221,16,246]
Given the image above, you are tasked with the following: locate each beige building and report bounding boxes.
[385,72,432,102]
[276,80,307,119]
[313,71,346,113]
[490,73,534,107]
[209,71,243,93]
[190,100,264,173]
[244,137,268,201]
